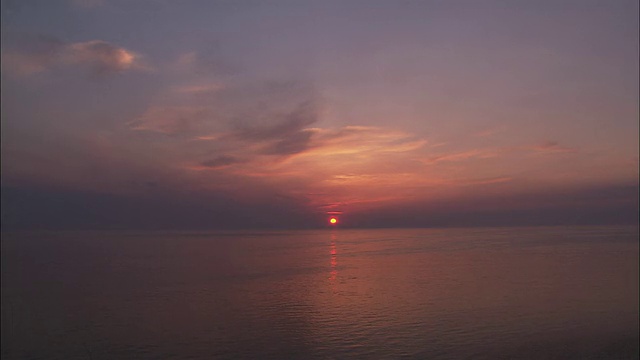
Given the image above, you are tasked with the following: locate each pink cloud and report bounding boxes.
[1,37,147,76]
[62,40,145,74]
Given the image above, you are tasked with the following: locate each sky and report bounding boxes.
[1,0,638,230]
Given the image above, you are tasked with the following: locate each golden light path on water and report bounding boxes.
[329,231,338,283]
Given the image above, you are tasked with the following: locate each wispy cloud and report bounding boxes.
[1,35,147,76]
[423,140,578,165]
[456,176,513,186]
[263,129,315,156]
[422,148,499,165]
[127,106,211,135]
[172,83,224,95]
[62,40,147,75]
[529,140,577,154]
[173,50,238,76]
[198,155,243,169]
[232,101,317,144]
[303,126,426,157]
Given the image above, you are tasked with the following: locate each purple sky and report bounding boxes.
[1,0,638,229]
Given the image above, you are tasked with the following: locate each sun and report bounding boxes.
[329,217,338,225]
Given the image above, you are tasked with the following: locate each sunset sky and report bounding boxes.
[2,0,638,229]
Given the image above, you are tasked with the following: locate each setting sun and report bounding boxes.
[329,217,338,225]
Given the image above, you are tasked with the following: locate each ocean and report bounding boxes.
[1,226,638,359]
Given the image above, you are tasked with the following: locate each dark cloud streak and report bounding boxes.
[2,182,637,231]
[346,183,639,228]
[1,185,318,230]
[200,155,242,168]
[263,129,314,156]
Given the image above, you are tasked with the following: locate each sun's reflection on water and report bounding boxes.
[329,231,337,283]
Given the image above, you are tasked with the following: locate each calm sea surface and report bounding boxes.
[2,226,638,359]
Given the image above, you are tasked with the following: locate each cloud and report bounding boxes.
[172,83,224,95]
[222,101,321,157]
[456,176,513,186]
[0,184,319,230]
[263,129,315,156]
[62,40,145,75]
[345,183,640,228]
[199,155,242,169]
[232,101,317,142]
[189,122,426,175]
[128,106,211,135]
[1,35,147,76]
[423,149,499,165]
[530,140,577,154]
[422,140,577,165]
[206,124,426,176]
[174,50,239,76]
[130,80,318,141]
[3,179,637,230]
[303,126,426,157]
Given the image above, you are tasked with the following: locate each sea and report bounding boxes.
[1,226,638,359]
